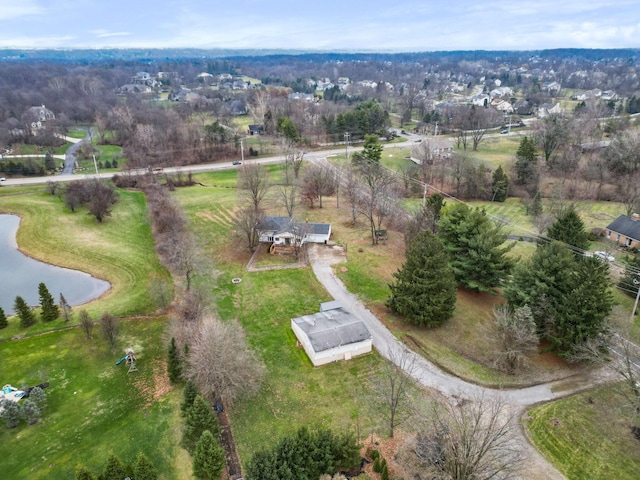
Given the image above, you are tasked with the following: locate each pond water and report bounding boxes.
[0,214,110,314]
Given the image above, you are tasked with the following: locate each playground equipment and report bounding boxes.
[115,349,138,373]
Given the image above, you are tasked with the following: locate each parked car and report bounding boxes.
[232,161,241,165]
[594,251,615,262]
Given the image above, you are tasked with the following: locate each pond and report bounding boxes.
[0,214,110,314]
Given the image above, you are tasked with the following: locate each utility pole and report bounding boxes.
[240,139,244,162]
[92,154,99,175]
[631,275,640,323]
[344,132,350,161]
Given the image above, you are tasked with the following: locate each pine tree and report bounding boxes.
[619,255,640,300]
[192,430,225,480]
[546,206,590,252]
[505,242,613,356]
[59,293,72,322]
[29,386,47,412]
[39,282,59,322]
[526,190,543,217]
[387,231,457,327]
[181,381,199,417]
[0,399,21,428]
[514,136,537,185]
[167,337,182,383]
[183,395,221,452]
[14,296,36,328]
[0,307,7,329]
[75,465,96,480]
[133,452,158,480]
[20,399,41,425]
[438,203,514,293]
[491,165,509,202]
[103,453,127,480]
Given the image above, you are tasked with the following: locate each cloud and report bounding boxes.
[0,1,45,20]
[92,31,132,39]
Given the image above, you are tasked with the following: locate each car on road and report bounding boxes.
[594,251,615,262]
[232,160,241,165]
[0,177,6,181]
[500,129,509,134]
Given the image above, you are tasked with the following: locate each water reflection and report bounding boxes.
[0,214,110,314]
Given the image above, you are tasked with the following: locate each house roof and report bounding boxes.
[258,216,330,237]
[606,215,640,241]
[292,307,371,353]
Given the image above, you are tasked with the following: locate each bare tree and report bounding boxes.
[86,180,119,223]
[99,312,119,348]
[373,348,418,438]
[79,310,93,339]
[357,160,398,244]
[277,183,299,218]
[186,317,266,404]
[534,113,569,166]
[301,163,335,208]
[493,305,539,374]
[239,162,271,213]
[283,146,305,180]
[413,394,522,480]
[233,206,263,251]
[344,166,361,225]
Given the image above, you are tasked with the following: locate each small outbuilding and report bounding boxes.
[291,302,372,367]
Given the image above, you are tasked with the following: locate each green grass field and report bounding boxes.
[0,318,182,480]
[526,385,640,480]
[0,186,172,339]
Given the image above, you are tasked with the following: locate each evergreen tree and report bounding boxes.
[387,231,457,327]
[0,307,7,329]
[362,134,383,163]
[526,190,543,217]
[546,206,590,252]
[0,399,21,428]
[75,465,96,480]
[167,337,182,383]
[29,386,47,411]
[39,282,59,322]
[59,293,72,322]
[103,453,127,480]
[505,242,613,356]
[44,151,56,172]
[192,430,225,480]
[14,296,36,328]
[133,452,158,480]
[491,165,509,202]
[183,395,221,453]
[438,203,514,293]
[514,136,537,185]
[619,255,640,300]
[20,399,41,425]
[181,381,199,417]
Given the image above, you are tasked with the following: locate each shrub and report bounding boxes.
[21,399,41,425]
[0,307,7,329]
[0,399,22,428]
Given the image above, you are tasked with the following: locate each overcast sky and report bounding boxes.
[1,0,638,51]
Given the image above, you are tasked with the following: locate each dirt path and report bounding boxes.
[306,243,618,480]
[217,407,243,480]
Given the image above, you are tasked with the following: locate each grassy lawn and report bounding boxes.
[173,174,393,464]
[0,186,172,339]
[0,317,182,480]
[526,385,640,479]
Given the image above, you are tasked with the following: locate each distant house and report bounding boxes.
[248,124,264,135]
[537,103,563,118]
[288,92,315,102]
[606,214,640,248]
[471,94,489,107]
[257,216,331,251]
[542,81,562,93]
[291,302,372,366]
[490,97,513,113]
[25,105,55,123]
[513,99,533,116]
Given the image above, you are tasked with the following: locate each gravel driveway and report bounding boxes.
[307,243,617,480]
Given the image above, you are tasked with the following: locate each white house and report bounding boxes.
[257,216,331,247]
[291,302,372,366]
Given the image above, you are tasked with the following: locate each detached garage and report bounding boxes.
[291,303,372,367]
